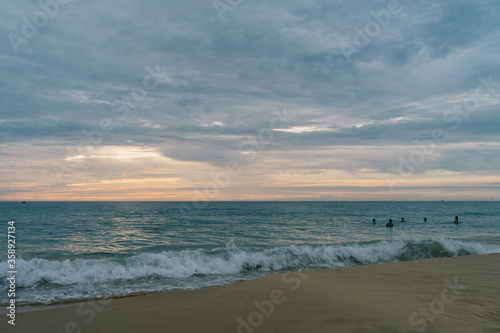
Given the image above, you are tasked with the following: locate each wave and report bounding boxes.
[1,236,498,305]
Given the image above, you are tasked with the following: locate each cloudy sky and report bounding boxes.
[1,0,499,201]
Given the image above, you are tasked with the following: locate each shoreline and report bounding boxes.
[3,253,500,332]
[3,250,493,311]
[6,236,500,310]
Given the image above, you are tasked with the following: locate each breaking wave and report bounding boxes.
[1,236,498,305]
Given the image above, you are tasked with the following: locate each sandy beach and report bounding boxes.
[3,253,499,333]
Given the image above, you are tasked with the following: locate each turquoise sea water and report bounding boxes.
[1,201,499,305]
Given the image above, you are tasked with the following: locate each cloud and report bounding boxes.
[1,0,499,200]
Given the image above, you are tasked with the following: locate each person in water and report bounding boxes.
[454,216,459,224]
[386,219,394,228]
[424,217,427,222]
[401,217,405,222]
[372,218,376,225]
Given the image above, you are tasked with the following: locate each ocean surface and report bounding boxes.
[1,201,499,306]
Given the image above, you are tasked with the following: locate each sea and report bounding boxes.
[1,201,499,307]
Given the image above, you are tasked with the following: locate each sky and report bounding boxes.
[1,0,500,201]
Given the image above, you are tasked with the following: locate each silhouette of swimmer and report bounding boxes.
[454,216,459,224]
[401,217,405,222]
[424,217,427,222]
[386,219,394,228]
[373,218,376,225]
